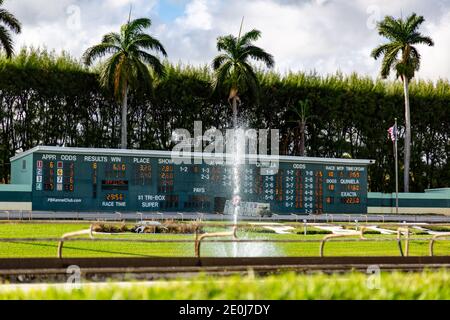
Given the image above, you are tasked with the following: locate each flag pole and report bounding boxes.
[394,118,399,215]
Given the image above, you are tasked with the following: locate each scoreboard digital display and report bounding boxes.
[30,148,372,214]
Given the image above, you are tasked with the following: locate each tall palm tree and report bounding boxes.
[83,17,167,149]
[371,13,433,192]
[212,23,274,128]
[289,99,315,156]
[0,0,21,58]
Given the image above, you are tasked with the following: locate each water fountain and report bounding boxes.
[194,127,242,258]
[195,125,281,258]
[231,127,244,257]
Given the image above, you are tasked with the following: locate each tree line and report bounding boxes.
[0,48,449,193]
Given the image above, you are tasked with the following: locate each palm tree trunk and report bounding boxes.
[121,86,128,149]
[403,77,411,192]
[299,121,306,156]
[232,96,238,129]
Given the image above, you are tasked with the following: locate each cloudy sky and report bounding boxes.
[4,0,450,82]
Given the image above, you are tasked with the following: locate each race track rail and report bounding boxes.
[0,256,449,283]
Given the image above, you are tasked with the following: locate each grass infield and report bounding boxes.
[0,222,449,258]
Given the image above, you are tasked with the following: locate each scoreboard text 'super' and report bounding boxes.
[11,147,374,214]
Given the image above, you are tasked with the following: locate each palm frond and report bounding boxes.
[113,55,128,98]
[127,18,152,34]
[99,52,123,91]
[380,49,398,79]
[242,45,274,68]
[405,13,424,34]
[371,43,393,60]
[377,16,403,41]
[407,46,421,73]
[212,54,230,71]
[134,50,165,77]
[217,35,236,52]
[0,25,13,58]
[409,33,434,46]
[0,9,21,33]
[130,58,153,90]
[102,32,121,46]
[212,60,232,92]
[129,34,167,56]
[240,61,260,99]
[238,29,261,45]
[82,43,120,66]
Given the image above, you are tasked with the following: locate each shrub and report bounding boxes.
[131,221,203,234]
[92,223,129,233]
[160,220,203,234]
[294,227,332,235]
[361,230,382,235]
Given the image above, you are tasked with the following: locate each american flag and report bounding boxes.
[387,124,398,142]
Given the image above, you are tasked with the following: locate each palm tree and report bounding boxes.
[0,0,21,58]
[289,99,314,156]
[371,13,433,192]
[212,23,274,128]
[83,17,167,149]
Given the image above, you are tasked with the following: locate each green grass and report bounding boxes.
[424,225,450,232]
[0,271,448,300]
[0,222,449,258]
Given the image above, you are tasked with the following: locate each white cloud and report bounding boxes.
[176,0,213,30]
[3,0,450,82]
[109,0,141,8]
[5,0,158,58]
[418,11,450,81]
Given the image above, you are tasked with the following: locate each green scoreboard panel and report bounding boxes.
[28,147,373,214]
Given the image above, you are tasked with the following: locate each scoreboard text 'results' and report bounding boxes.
[15,147,374,214]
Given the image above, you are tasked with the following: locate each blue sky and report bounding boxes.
[4,0,450,82]
[157,0,187,22]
